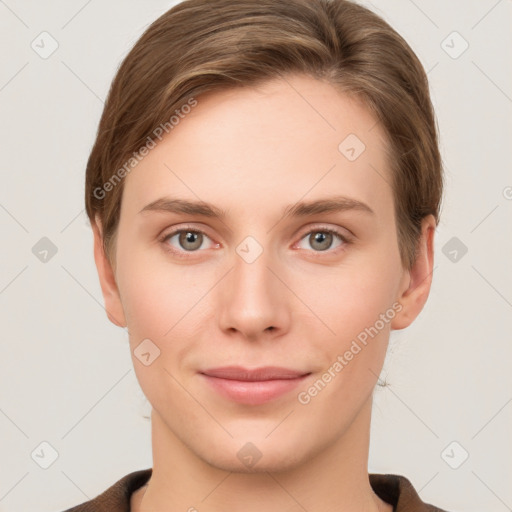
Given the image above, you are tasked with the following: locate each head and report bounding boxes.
[86,0,442,472]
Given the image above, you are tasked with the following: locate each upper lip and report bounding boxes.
[200,366,310,381]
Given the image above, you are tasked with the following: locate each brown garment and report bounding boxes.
[61,468,450,512]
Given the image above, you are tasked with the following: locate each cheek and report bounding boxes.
[303,261,400,341]
[116,244,211,359]
[115,242,180,338]
[116,251,202,401]
[296,271,396,419]
[298,255,400,400]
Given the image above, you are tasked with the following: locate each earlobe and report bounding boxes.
[92,216,127,328]
[391,215,436,331]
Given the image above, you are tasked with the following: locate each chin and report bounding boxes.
[192,432,311,474]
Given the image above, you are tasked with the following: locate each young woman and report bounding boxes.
[64,0,449,510]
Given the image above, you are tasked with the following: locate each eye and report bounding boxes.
[159,224,351,258]
[160,226,216,256]
[295,226,350,253]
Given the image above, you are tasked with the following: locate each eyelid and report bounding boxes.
[159,223,213,240]
[294,223,353,243]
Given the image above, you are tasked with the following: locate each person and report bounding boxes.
[63,0,450,510]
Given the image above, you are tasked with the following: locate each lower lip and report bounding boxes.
[200,374,310,405]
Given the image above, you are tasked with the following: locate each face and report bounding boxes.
[95,73,433,473]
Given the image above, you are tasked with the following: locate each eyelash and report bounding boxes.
[159,224,352,259]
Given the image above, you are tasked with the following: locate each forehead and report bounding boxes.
[120,74,394,223]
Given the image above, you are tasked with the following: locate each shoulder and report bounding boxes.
[60,468,152,512]
[369,473,451,511]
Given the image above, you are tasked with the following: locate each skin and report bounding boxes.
[92,73,435,512]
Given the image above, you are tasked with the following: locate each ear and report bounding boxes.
[92,215,127,328]
[391,214,436,330]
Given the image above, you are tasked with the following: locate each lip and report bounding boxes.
[200,366,311,405]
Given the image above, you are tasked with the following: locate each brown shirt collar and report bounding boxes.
[62,468,449,511]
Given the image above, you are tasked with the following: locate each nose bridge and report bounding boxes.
[217,232,288,337]
[232,234,277,304]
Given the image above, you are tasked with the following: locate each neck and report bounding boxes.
[135,396,390,512]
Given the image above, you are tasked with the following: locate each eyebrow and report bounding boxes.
[138,195,375,218]
[283,196,374,217]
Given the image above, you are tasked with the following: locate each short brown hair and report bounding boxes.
[85,0,443,270]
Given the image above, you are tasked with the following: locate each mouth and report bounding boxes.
[199,366,312,405]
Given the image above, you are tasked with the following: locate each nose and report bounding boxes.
[216,242,291,342]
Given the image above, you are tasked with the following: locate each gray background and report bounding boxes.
[1,1,511,511]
